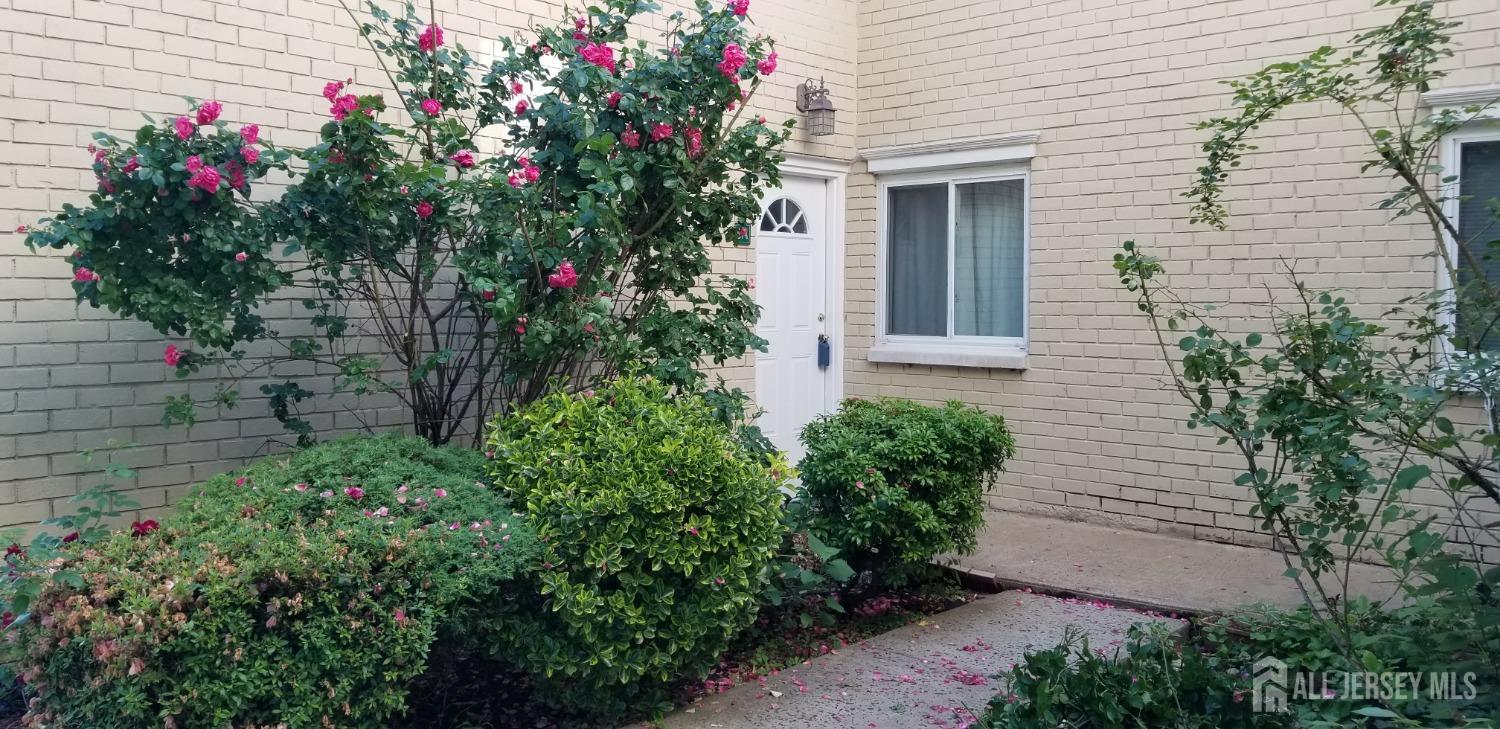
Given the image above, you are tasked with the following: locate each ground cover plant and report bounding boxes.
[3,435,540,729]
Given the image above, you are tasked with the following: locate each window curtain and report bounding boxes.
[1458,141,1500,350]
[887,184,949,336]
[954,180,1025,338]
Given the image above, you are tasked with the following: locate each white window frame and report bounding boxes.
[1436,120,1500,370]
[872,163,1030,369]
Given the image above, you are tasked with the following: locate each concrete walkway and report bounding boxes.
[655,591,1185,729]
[956,512,1399,615]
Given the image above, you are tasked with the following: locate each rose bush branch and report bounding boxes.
[21,0,789,446]
[1114,0,1500,696]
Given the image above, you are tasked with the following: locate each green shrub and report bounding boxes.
[15,435,539,729]
[982,624,1291,729]
[798,397,1014,578]
[485,376,788,716]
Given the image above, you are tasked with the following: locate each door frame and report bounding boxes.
[770,153,849,416]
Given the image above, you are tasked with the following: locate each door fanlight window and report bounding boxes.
[760,198,809,234]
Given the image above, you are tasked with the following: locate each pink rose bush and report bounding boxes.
[18,0,787,447]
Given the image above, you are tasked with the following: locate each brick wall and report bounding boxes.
[847,0,1500,559]
[0,0,856,533]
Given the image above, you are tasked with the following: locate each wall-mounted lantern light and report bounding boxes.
[796,78,836,137]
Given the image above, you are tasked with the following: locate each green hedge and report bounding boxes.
[16,435,539,729]
[485,377,789,717]
[798,397,1015,578]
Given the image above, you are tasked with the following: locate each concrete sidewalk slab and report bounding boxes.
[653,590,1185,729]
[958,512,1398,615]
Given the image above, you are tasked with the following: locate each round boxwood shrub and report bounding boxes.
[14,435,539,729]
[485,377,789,716]
[798,397,1015,579]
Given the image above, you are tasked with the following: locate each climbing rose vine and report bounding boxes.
[21,0,789,445]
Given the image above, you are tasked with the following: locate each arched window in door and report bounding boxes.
[759,197,809,234]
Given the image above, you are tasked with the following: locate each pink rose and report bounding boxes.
[510,80,525,95]
[345,486,364,501]
[330,93,360,120]
[173,116,195,140]
[685,126,703,157]
[195,100,222,125]
[418,24,444,53]
[607,91,623,108]
[421,98,441,116]
[323,80,345,101]
[163,345,181,366]
[122,156,140,173]
[234,251,248,262]
[575,16,587,29]
[240,146,260,164]
[757,51,778,76]
[579,43,616,74]
[729,0,749,16]
[524,164,540,182]
[188,165,221,194]
[240,124,260,144]
[416,200,434,218]
[515,99,529,115]
[650,122,674,142]
[185,155,203,173]
[450,150,475,168]
[717,43,747,78]
[73,267,100,283]
[548,260,579,289]
[621,124,640,149]
[507,174,521,188]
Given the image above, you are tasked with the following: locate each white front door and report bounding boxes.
[755,175,832,464]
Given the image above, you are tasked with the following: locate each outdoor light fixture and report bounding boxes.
[797,78,836,137]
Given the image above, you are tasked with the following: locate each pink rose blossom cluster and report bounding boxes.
[547,260,578,289]
[240,124,260,144]
[607,91,623,108]
[450,149,475,168]
[580,43,617,74]
[324,80,362,120]
[651,122,674,142]
[416,200,435,219]
[758,51,778,76]
[418,24,444,53]
[173,116,196,141]
[163,344,181,367]
[195,100,222,126]
[685,126,704,157]
[421,98,442,116]
[73,267,101,283]
[515,98,529,115]
[729,0,750,16]
[507,156,541,187]
[185,155,221,194]
[717,43,747,78]
[622,124,641,149]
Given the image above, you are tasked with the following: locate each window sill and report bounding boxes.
[867,342,1028,370]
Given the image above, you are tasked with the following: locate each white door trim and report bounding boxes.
[777,153,849,414]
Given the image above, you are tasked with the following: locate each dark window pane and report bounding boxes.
[1458,141,1500,350]
[887,184,948,336]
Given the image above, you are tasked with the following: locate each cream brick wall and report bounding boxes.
[0,0,856,531]
[847,0,1500,559]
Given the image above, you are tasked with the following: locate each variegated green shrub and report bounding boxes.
[484,376,788,717]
